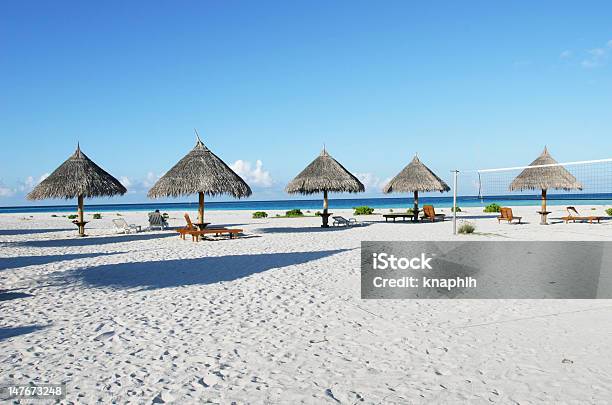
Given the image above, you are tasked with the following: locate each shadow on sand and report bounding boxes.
[257,224,370,234]
[0,325,47,341]
[0,252,122,271]
[53,249,350,291]
[11,232,177,248]
[0,228,72,236]
[0,290,33,301]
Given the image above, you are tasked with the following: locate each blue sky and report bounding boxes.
[1,1,611,205]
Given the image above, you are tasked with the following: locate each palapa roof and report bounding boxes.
[286,149,365,195]
[148,137,252,199]
[27,145,127,200]
[383,155,450,193]
[509,147,582,191]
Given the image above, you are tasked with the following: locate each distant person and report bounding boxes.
[148,209,168,230]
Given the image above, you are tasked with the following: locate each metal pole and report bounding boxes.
[452,170,458,235]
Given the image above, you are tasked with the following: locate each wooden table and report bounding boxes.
[537,211,551,225]
[72,220,89,237]
[193,222,211,231]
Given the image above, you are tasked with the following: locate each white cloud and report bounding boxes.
[142,172,161,188]
[18,173,49,192]
[119,176,132,188]
[355,173,392,192]
[560,50,572,58]
[0,181,15,197]
[231,160,273,187]
[581,43,610,68]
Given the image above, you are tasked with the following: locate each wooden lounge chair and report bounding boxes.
[420,205,445,222]
[561,206,602,224]
[383,213,413,222]
[189,228,243,242]
[332,216,360,226]
[112,218,142,234]
[177,213,197,239]
[497,207,522,224]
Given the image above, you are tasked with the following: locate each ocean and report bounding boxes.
[1,194,611,214]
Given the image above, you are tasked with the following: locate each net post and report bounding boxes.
[452,169,459,235]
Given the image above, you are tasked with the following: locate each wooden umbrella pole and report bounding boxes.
[198,192,204,224]
[77,195,85,236]
[322,190,330,227]
[413,190,419,221]
[540,189,548,225]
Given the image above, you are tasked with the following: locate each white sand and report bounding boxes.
[1,205,612,403]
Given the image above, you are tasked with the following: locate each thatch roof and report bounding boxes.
[509,147,583,191]
[27,145,127,200]
[148,138,252,198]
[383,155,450,193]
[286,149,365,194]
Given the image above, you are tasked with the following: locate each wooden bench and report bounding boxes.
[189,228,243,242]
[383,213,414,222]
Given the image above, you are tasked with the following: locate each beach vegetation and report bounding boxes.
[93,213,102,219]
[406,208,414,215]
[389,208,394,213]
[315,211,322,216]
[484,203,501,213]
[607,208,612,216]
[252,211,268,219]
[458,222,475,234]
[451,206,461,212]
[67,214,78,219]
[285,209,304,217]
[354,206,375,215]
[162,212,169,219]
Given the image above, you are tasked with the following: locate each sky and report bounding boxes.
[1,1,611,205]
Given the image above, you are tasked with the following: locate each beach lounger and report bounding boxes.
[561,206,602,224]
[497,207,522,224]
[332,216,360,226]
[189,228,244,242]
[177,213,196,239]
[420,205,445,222]
[148,211,169,230]
[112,218,142,234]
[383,213,414,222]
[178,214,243,241]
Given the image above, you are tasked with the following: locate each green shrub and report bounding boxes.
[162,212,170,219]
[315,211,322,216]
[252,211,268,219]
[285,209,304,217]
[406,208,414,215]
[116,213,122,216]
[483,203,501,213]
[458,222,475,234]
[354,206,374,215]
[67,214,78,220]
[92,213,102,219]
[389,208,394,213]
[451,206,461,213]
[606,208,612,216]
[51,214,58,217]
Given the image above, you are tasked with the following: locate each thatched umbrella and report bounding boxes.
[510,147,582,224]
[27,144,127,236]
[383,155,450,220]
[286,148,364,227]
[148,134,251,225]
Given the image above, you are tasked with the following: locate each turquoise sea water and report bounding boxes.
[1,194,611,214]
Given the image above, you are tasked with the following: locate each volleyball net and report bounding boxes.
[456,158,612,201]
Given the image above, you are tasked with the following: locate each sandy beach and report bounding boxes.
[2,205,612,403]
